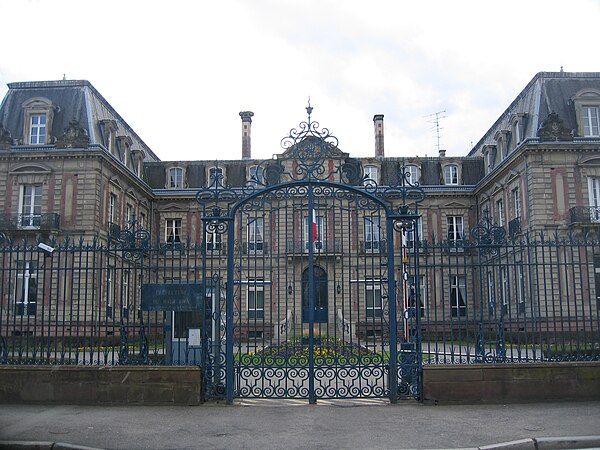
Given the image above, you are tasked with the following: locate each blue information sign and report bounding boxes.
[141,283,205,311]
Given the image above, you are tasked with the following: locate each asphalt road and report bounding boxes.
[1,400,599,449]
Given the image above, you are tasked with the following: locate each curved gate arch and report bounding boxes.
[196,107,424,403]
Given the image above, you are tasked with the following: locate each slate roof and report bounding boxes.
[469,71,600,157]
[0,80,159,161]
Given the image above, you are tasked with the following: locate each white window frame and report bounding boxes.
[18,184,42,229]
[208,166,225,185]
[106,265,114,317]
[165,218,182,243]
[247,217,264,253]
[248,165,265,186]
[247,279,265,320]
[496,199,505,227]
[450,275,466,318]
[304,214,324,251]
[108,193,117,224]
[501,267,509,307]
[15,262,37,316]
[364,216,381,253]
[588,177,600,222]
[123,270,131,311]
[406,165,419,184]
[512,187,521,220]
[29,114,47,145]
[405,219,423,249]
[583,106,600,137]
[206,229,223,252]
[365,279,383,319]
[125,203,133,226]
[446,215,464,243]
[364,165,379,187]
[444,165,458,185]
[168,167,184,189]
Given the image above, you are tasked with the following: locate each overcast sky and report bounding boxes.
[1,0,598,161]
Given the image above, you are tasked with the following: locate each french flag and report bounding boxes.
[311,209,318,242]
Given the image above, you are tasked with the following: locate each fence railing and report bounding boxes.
[0,231,598,366]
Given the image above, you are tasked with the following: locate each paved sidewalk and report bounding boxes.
[1,400,599,449]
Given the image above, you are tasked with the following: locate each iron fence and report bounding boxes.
[0,231,598,367]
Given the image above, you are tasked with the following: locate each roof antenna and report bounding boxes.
[425,110,446,152]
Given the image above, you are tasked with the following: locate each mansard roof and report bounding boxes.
[469,71,600,156]
[0,79,159,161]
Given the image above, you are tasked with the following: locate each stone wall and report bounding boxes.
[0,366,203,405]
[423,362,600,404]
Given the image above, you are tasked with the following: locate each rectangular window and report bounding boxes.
[122,270,131,318]
[446,216,463,244]
[15,262,37,316]
[364,216,381,252]
[108,193,117,224]
[364,166,378,187]
[18,184,42,229]
[501,267,509,307]
[206,229,223,252]
[247,217,264,253]
[168,168,184,189]
[496,199,505,227]
[247,279,265,320]
[444,165,458,185]
[405,219,423,249]
[208,167,224,185]
[304,214,324,250]
[409,275,425,317]
[29,114,46,144]
[365,279,383,318]
[139,212,146,230]
[406,165,419,184]
[512,187,521,219]
[165,219,182,243]
[125,204,133,225]
[450,275,466,318]
[249,166,265,186]
[106,266,114,318]
[588,177,600,222]
[583,106,600,137]
[516,264,525,307]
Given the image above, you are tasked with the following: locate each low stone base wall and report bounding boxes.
[0,366,203,405]
[423,362,600,404]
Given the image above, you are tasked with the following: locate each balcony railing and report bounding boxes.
[0,213,60,231]
[286,240,342,254]
[570,206,600,225]
[360,239,386,253]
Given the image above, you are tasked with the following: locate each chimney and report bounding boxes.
[373,114,384,158]
[239,111,254,159]
[439,149,446,158]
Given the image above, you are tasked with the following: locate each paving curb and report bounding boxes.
[476,435,600,450]
[0,442,103,450]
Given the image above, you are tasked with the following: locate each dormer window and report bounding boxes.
[443,164,458,185]
[364,165,378,187]
[248,165,265,186]
[29,115,46,144]
[405,165,419,184]
[572,89,600,137]
[22,97,55,146]
[168,167,184,189]
[208,166,225,185]
[583,106,600,137]
[509,113,526,149]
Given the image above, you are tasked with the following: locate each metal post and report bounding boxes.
[307,185,316,404]
[386,215,399,404]
[226,219,235,404]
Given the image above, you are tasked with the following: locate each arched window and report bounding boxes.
[168,167,184,189]
[443,164,458,185]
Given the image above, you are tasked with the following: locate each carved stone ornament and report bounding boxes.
[55,119,90,148]
[0,123,12,150]
[537,112,573,141]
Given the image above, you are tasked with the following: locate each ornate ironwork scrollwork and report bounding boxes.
[108,218,150,261]
[470,209,506,257]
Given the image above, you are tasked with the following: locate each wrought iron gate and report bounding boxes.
[196,107,424,403]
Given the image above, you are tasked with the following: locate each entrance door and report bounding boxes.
[302,266,328,323]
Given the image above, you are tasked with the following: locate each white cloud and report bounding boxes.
[1,0,598,161]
